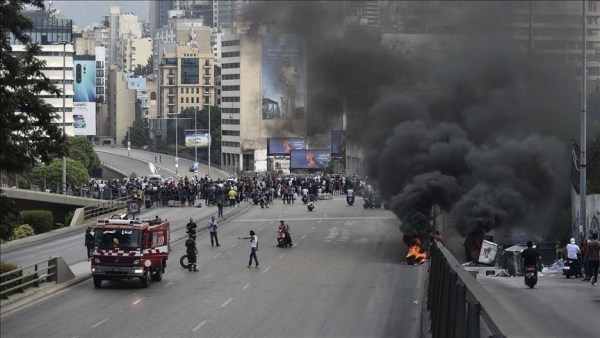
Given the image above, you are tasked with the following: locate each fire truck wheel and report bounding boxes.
[153,263,163,282]
[140,269,151,288]
[93,276,102,288]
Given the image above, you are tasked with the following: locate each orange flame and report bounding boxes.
[406,237,428,261]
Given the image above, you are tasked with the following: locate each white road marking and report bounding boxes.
[301,235,307,239]
[221,298,234,307]
[213,253,221,258]
[278,214,282,218]
[132,298,144,305]
[262,266,271,273]
[165,281,174,287]
[91,318,109,328]
[259,227,265,232]
[278,254,286,259]
[318,220,322,223]
[270,220,274,223]
[242,283,250,290]
[230,243,238,248]
[311,227,315,230]
[324,214,328,217]
[233,217,396,222]
[192,320,207,332]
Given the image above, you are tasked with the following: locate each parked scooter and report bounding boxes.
[307,200,314,211]
[259,194,269,209]
[524,265,538,288]
[301,195,308,204]
[347,196,354,205]
[563,258,579,278]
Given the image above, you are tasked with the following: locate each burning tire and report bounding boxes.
[406,237,428,265]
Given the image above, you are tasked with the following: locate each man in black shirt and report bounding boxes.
[185,234,198,272]
[521,240,541,273]
[186,218,197,240]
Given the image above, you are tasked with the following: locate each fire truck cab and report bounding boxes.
[91,217,170,288]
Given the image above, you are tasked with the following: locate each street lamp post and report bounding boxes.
[60,41,68,195]
[206,91,212,177]
[579,0,588,239]
[175,108,179,175]
[194,106,198,166]
[126,101,133,157]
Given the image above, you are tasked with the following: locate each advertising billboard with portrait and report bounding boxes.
[290,150,331,170]
[267,137,306,156]
[262,34,305,120]
[185,129,210,148]
[331,130,346,156]
[72,57,96,135]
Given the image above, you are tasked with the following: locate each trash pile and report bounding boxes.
[545,258,565,272]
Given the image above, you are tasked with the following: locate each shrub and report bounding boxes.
[21,210,54,234]
[130,172,137,180]
[65,210,75,227]
[9,224,35,241]
[0,261,21,293]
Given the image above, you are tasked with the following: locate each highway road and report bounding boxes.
[0,149,227,269]
[0,196,422,338]
[95,146,230,180]
[478,271,600,338]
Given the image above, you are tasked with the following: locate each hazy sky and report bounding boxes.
[51,0,149,29]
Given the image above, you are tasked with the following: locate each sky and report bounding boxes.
[51,0,150,29]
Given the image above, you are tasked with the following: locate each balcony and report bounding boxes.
[167,72,175,77]
[167,91,175,96]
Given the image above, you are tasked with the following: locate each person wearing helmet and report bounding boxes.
[85,225,95,261]
[521,240,541,274]
[566,238,583,278]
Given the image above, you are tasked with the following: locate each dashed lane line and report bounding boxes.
[318,220,322,223]
[301,235,307,239]
[91,318,109,328]
[221,298,234,307]
[165,281,174,287]
[213,253,221,258]
[192,321,207,332]
[230,243,238,248]
[132,298,144,305]
[262,266,271,273]
[278,254,286,259]
[242,283,250,290]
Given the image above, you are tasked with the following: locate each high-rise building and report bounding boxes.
[150,0,175,32]
[213,0,248,29]
[104,6,143,68]
[118,34,153,72]
[9,11,75,136]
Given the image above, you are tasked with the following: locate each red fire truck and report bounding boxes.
[91,217,170,288]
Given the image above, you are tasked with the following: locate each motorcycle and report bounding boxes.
[301,195,308,204]
[307,200,314,211]
[563,258,579,278]
[363,197,381,209]
[277,231,293,247]
[346,195,354,205]
[524,265,537,288]
[259,194,269,209]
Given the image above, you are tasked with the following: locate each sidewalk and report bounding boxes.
[0,201,252,317]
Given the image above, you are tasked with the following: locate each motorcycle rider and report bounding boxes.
[278,220,293,247]
[346,185,354,204]
[521,240,541,276]
[566,238,583,278]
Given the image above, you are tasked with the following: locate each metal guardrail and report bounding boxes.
[82,197,129,221]
[0,257,73,299]
[427,243,527,338]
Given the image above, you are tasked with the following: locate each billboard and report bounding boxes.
[185,129,210,148]
[331,130,346,155]
[290,150,331,170]
[72,57,96,135]
[262,34,305,120]
[267,137,306,156]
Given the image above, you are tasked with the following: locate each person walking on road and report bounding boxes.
[186,218,197,240]
[239,230,259,268]
[217,196,224,217]
[85,225,94,261]
[584,232,599,286]
[208,216,220,246]
[185,234,198,271]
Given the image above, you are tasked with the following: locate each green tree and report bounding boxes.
[0,0,67,238]
[32,158,90,187]
[68,137,99,173]
[180,106,222,165]
[122,119,151,148]
[132,56,153,77]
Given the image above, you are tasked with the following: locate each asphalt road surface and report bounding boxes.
[478,271,600,338]
[1,196,422,338]
[1,150,226,268]
[95,146,229,180]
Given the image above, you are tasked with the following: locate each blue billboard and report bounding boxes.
[290,150,331,170]
[72,57,96,135]
[267,137,306,156]
[331,130,346,155]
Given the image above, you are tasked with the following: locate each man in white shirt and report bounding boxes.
[566,238,583,278]
[239,230,259,268]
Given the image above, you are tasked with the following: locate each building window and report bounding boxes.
[186,97,189,103]
[222,119,240,125]
[222,130,240,136]
[204,78,210,85]
[222,62,240,69]
[180,58,199,84]
[181,88,184,94]
[222,96,240,102]
[204,59,210,66]
[186,87,189,94]
[222,74,240,80]
[222,40,240,47]
[222,51,240,58]
[222,141,241,147]
[96,87,105,94]
[181,97,184,103]
[222,108,240,115]
[222,85,240,91]
[196,97,199,103]
[196,87,199,94]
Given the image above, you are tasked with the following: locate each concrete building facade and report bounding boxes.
[118,34,153,72]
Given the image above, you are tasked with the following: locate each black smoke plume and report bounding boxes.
[244,1,581,243]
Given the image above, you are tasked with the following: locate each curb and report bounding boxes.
[0,221,97,253]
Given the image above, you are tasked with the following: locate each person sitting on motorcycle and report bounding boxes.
[346,186,354,202]
[279,220,293,247]
[521,240,541,275]
[566,238,583,278]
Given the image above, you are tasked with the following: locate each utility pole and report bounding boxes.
[208,92,212,177]
[194,106,198,167]
[580,0,588,240]
[60,41,68,195]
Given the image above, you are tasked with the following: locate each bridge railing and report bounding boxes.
[82,197,129,222]
[427,243,526,338]
[0,257,74,299]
